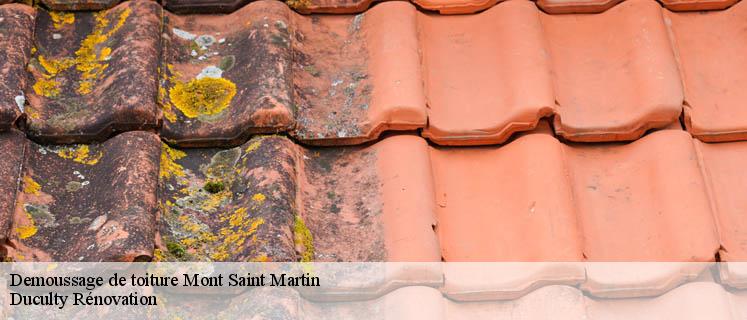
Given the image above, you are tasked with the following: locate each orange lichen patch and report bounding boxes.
[54,145,103,165]
[16,208,38,240]
[49,11,74,29]
[169,77,237,118]
[160,143,187,179]
[22,175,41,195]
[31,77,61,98]
[74,7,130,95]
[251,193,266,204]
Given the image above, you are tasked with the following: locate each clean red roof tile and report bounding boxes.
[694,140,747,261]
[445,285,587,319]
[420,0,554,145]
[40,0,124,10]
[666,2,747,142]
[582,263,708,298]
[660,0,739,11]
[290,1,426,145]
[413,0,501,13]
[0,130,25,244]
[160,1,294,147]
[542,0,683,142]
[158,134,439,261]
[567,130,718,261]
[25,1,160,143]
[536,0,623,13]
[0,4,34,131]
[8,131,161,261]
[431,133,583,261]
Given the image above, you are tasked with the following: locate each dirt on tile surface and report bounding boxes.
[0,4,35,131]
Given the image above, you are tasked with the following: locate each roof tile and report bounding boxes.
[536,0,623,13]
[0,4,35,131]
[0,130,25,245]
[8,131,161,261]
[162,0,252,13]
[542,0,683,142]
[420,0,554,145]
[666,2,747,142]
[40,0,124,11]
[158,134,439,261]
[412,0,502,13]
[25,0,161,143]
[660,0,739,11]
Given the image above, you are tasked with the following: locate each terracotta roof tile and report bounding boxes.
[660,0,739,11]
[40,0,124,10]
[412,0,502,13]
[25,0,161,143]
[0,4,35,131]
[162,0,252,13]
[666,2,747,142]
[158,134,439,261]
[542,0,683,142]
[285,0,374,14]
[0,130,25,245]
[536,0,623,13]
[8,131,161,261]
[420,0,554,145]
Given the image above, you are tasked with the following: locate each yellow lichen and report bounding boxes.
[16,208,38,240]
[38,55,74,75]
[286,0,312,10]
[32,78,61,98]
[211,208,264,261]
[49,11,75,29]
[169,77,237,118]
[200,188,230,212]
[22,175,41,195]
[293,215,314,262]
[153,248,165,262]
[56,145,103,165]
[251,193,266,204]
[244,139,263,153]
[160,143,186,179]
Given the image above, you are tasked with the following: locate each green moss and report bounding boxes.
[203,180,225,194]
[293,215,314,262]
[166,240,186,259]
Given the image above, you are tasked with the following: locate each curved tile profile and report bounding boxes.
[7,131,161,262]
[290,1,426,145]
[431,133,583,261]
[160,1,294,147]
[162,0,252,13]
[157,135,439,262]
[566,130,719,261]
[666,2,747,142]
[582,263,709,298]
[24,0,160,143]
[660,0,739,11]
[694,140,747,261]
[0,4,35,131]
[286,0,375,13]
[536,0,623,13]
[420,0,554,145]
[0,130,25,245]
[542,0,683,142]
[40,0,123,10]
[412,0,501,13]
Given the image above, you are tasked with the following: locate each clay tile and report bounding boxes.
[8,131,161,262]
[536,0,623,13]
[660,0,739,11]
[158,134,439,262]
[162,0,252,13]
[0,4,35,131]
[666,2,747,142]
[0,130,26,246]
[445,285,587,319]
[694,139,747,261]
[542,0,684,142]
[431,133,583,261]
[290,1,426,145]
[412,0,502,14]
[24,0,161,143]
[160,0,295,147]
[40,0,124,11]
[420,0,554,146]
[566,130,719,261]
[287,0,375,14]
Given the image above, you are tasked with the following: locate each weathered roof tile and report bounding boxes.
[0,4,35,131]
[0,130,26,245]
[40,0,124,11]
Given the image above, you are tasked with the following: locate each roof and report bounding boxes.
[1,0,747,265]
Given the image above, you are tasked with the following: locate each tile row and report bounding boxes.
[2,0,747,146]
[2,126,747,263]
[1,0,739,13]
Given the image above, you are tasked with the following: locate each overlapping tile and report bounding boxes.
[157,134,439,261]
[536,0,623,13]
[541,0,683,142]
[25,0,160,143]
[7,131,161,261]
[412,0,501,13]
[419,0,554,145]
[0,130,26,246]
[660,0,739,11]
[40,0,124,10]
[160,0,426,147]
[0,4,35,131]
[432,129,720,262]
[666,2,747,142]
